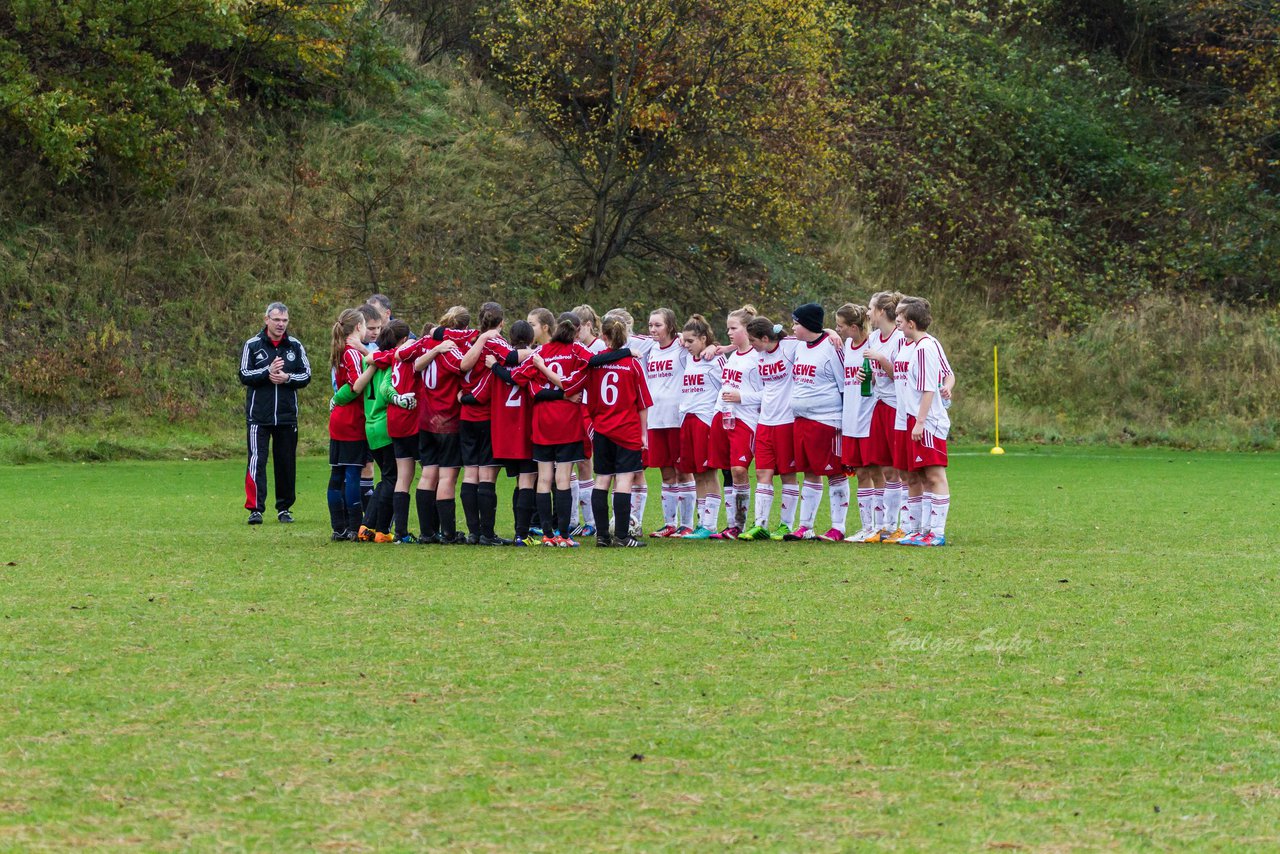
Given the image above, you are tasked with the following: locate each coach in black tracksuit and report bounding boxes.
[239,302,312,524]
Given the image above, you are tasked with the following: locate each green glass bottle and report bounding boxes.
[861,357,873,397]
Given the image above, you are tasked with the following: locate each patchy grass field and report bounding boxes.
[1,446,1278,849]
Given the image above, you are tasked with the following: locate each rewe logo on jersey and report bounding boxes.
[683,374,705,388]
[648,359,674,375]
[793,363,817,378]
[723,368,744,384]
[760,360,788,379]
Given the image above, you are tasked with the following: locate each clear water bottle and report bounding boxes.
[940,383,951,409]
[722,412,736,430]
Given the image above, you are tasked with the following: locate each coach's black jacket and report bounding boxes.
[239,328,312,425]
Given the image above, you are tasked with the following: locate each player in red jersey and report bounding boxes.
[399,306,469,543]
[584,314,654,548]
[326,308,370,540]
[519,312,593,546]
[485,319,539,545]
[570,304,605,536]
[438,302,519,545]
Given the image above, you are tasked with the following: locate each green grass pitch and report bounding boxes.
[1,446,1278,849]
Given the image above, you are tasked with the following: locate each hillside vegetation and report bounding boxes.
[1,0,1277,461]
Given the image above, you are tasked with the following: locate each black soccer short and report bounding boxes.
[501,458,538,478]
[592,433,644,476]
[532,442,586,465]
[418,430,462,469]
[329,438,368,467]
[459,420,495,468]
[391,434,418,461]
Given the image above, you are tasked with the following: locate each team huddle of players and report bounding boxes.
[325,292,953,549]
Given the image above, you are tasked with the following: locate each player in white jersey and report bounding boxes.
[569,304,606,536]
[736,317,802,541]
[862,291,910,543]
[835,302,880,542]
[676,315,728,538]
[890,296,954,542]
[893,298,952,546]
[708,305,764,539]
[643,308,698,537]
[782,302,851,542]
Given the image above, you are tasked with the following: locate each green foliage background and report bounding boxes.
[0,0,1276,459]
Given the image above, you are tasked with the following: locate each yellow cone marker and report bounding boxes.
[991,344,1005,455]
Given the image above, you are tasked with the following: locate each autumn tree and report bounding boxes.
[0,1,392,188]
[481,0,842,293]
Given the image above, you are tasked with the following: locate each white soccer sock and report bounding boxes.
[701,493,722,530]
[660,484,677,527]
[930,492,950,535]
[569,477,581,527]
[857,488,875,532]
[754,484,775,527]
[829,477,850,534]
[872,487,885,531]
[884,481,904,531]
[695,497,705,529]
[676,483,694,528]
[733,486,749,530]
[631,484,648,527]
[723,484,738,529]
[905,495,922,534]
[579,482,595,527]
[919,492,934,536]
[799,480,823,530]
[780,484,800,528]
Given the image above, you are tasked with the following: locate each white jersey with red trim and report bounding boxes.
[584,337,608,355]
[789,333,845,429]
[627,334,654,362]
[643,339,689,430]
[841,336,875,438]
[868,328,905,407]
[716,348,764,430]
[679,354,726,425]
[897,333,951,439]
[756,338,800,427]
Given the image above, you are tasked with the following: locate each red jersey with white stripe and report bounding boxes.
[679,354,725,425]
[490,360,534,460]
[790,333,845,429]
[841,336,874,438]
[757,338,800,427]
[387,358,419,439]
[897,334,952,439]
[401,330,476,434]
[717,348,764,430]
[587,354,653,449]
[519,341,592,445]
[868,328,905,407]
[643,339,688,430]
[437,333,513,424]
[329,345,366,441]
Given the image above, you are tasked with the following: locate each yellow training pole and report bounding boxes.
[990,344,1005,455]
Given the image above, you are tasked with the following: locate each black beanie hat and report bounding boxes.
[792,302,824,334]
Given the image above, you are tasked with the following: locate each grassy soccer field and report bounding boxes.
[1,447,1278,849]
